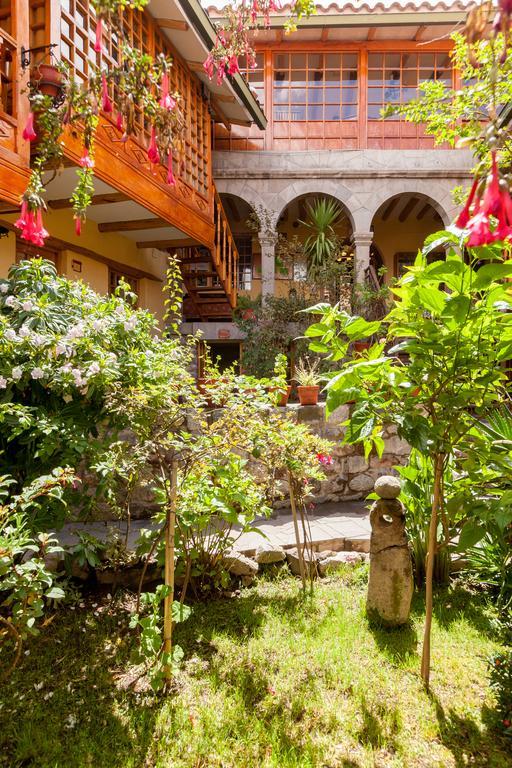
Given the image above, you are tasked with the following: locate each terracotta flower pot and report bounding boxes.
[278,385,292,406]
[297,385,319,406]
[31,64,64,99]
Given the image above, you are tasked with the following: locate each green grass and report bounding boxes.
[0,566,510,768]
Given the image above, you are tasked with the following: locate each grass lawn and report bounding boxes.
[0,565,510,768]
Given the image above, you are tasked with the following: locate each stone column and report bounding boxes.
[352,231,373,285]
[259,234,277,299]
[366,475,414,626]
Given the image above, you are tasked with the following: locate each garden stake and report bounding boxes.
[163,458,178,683]
[288,471,307,593]
[420,452,444,690]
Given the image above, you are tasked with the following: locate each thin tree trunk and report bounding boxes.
[288,471,307,593]
[163,459,178,683]
[420,452,444,690]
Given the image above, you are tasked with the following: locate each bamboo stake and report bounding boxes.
[288,471,307,593]
[163,459,178,683]
[420,452,444,690]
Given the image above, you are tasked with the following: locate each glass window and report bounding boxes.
[272,52,359,122]
[368,51,453,119]
[236,237,253,291]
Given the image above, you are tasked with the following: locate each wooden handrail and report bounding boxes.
[213,188,239,309]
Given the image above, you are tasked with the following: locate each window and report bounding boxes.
[236,236,253,291]
[368,52,452,119]
[16,240,59,267]
[273,52,358,122]
[109,269,139,299]
[242,53,264,108]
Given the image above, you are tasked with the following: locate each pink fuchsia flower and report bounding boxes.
[79,149,94,168]
[316,453,334,466]
[159,72,176,111]
[75,217,82,236]
[116,111,123,131]
[203,53,215,80]
[94,18,102,53]
[22,112,37,142]
[15,203,49,246]
[147,126,160,165]
[226,56,240,76]
[481,151,502,218]
[166,150,176,186]
[466,209,495,248]
[455,176,479,228]
[101,73,113,113]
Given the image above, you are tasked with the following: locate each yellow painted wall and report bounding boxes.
[372,211,443,281]
[0,209,168,324]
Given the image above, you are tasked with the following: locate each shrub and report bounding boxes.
[488,651,512,739]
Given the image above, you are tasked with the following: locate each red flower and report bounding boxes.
[316,453,334,466]
[22,112,37,142]
[455,176,479,228]
[466,209,495,248]
[227,56,240,76]
[79,149,94,168]
[147,126,159,165]
[481,152,501,218]
[15,203,49,246]
[504,719,511,728]
[94,18,102,54]
[166,150,176,186]
[116,111,123,131]
[75,217,82,236]
[203,54,214,80]
[101,73,113,113]
[159,72,176,111]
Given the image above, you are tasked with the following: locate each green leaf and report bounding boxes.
[46,587,65,600]
[416,285,447,314]
[458,520,486,551]
[172,601,191,624]
[473,262,512,290]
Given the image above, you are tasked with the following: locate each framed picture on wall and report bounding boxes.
[394,250,443,278]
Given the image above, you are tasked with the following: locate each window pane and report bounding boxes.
[274,54,288,69]
[342,104,357,120]
[325,53,341,69]
[343,54,358,68]
[290,54,306,68]
[385,54,401,68]
[368,86,383,103]
[342,87,357,104]
[342,69,358,82]
[307,105,322,120]
[324,104,340,120]
[325,87,340,103]
[273,88,288,105]
[368,104,382,119]
[368,53,383,68]
[308,53,322,69]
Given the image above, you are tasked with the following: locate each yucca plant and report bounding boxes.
[300,198,344,276]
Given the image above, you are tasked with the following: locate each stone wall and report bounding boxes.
[276,403,410,507]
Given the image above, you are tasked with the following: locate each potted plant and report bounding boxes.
[31,63,64,99]
[294,358,321,406]
[269,352,291,406]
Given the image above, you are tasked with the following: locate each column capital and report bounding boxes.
[352,231,373,246]
[258,232,278,249]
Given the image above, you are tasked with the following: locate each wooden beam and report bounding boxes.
[211,98,231,131]
[98,218,169,232]
[215,93,236,103]
[382,197,399,222]
[398,196,420,223]
[49,192,129,210]
[417,202,433,221]
[367,28,377,41]
[155,19,189,31]
[137,237,201,249]
[414,25,427,41]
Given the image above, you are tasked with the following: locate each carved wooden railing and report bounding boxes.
[0,30,17,154]
[214,189,239,308]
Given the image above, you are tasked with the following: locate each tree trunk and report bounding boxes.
[288,471,307,593]
[163,459,178,683]
[420,452,444,690]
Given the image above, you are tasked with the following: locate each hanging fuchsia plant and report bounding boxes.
[457,150,512,246]
[22,112,37,142]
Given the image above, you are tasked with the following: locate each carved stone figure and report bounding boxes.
[367,475,413,626]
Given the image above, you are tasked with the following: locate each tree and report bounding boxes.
[305,236,512,689]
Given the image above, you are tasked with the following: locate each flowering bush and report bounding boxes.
[488,651,512,738]
[0,258,191,523]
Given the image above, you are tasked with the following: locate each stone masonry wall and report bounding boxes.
[273,403,410,508]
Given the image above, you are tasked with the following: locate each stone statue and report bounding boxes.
[367,475,413,626]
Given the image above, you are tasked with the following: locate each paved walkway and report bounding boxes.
[56,500,370,556]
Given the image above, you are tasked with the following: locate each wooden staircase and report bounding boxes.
[179,191,239,321]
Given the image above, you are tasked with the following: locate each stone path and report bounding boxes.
[56,499,370,556]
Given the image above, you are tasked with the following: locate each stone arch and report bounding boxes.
[273,180,357,232]
[368,187,452,230]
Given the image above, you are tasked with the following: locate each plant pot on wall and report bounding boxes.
[31,64,64,99]
[297,385,319,406]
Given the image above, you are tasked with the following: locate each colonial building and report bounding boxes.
[0,0,264,322]
[182,0,474,366]
[1,0,473,360]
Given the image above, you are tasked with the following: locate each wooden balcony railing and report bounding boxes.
[0,30,17,154]
[214,189,239,308]
[178,192,239,320]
